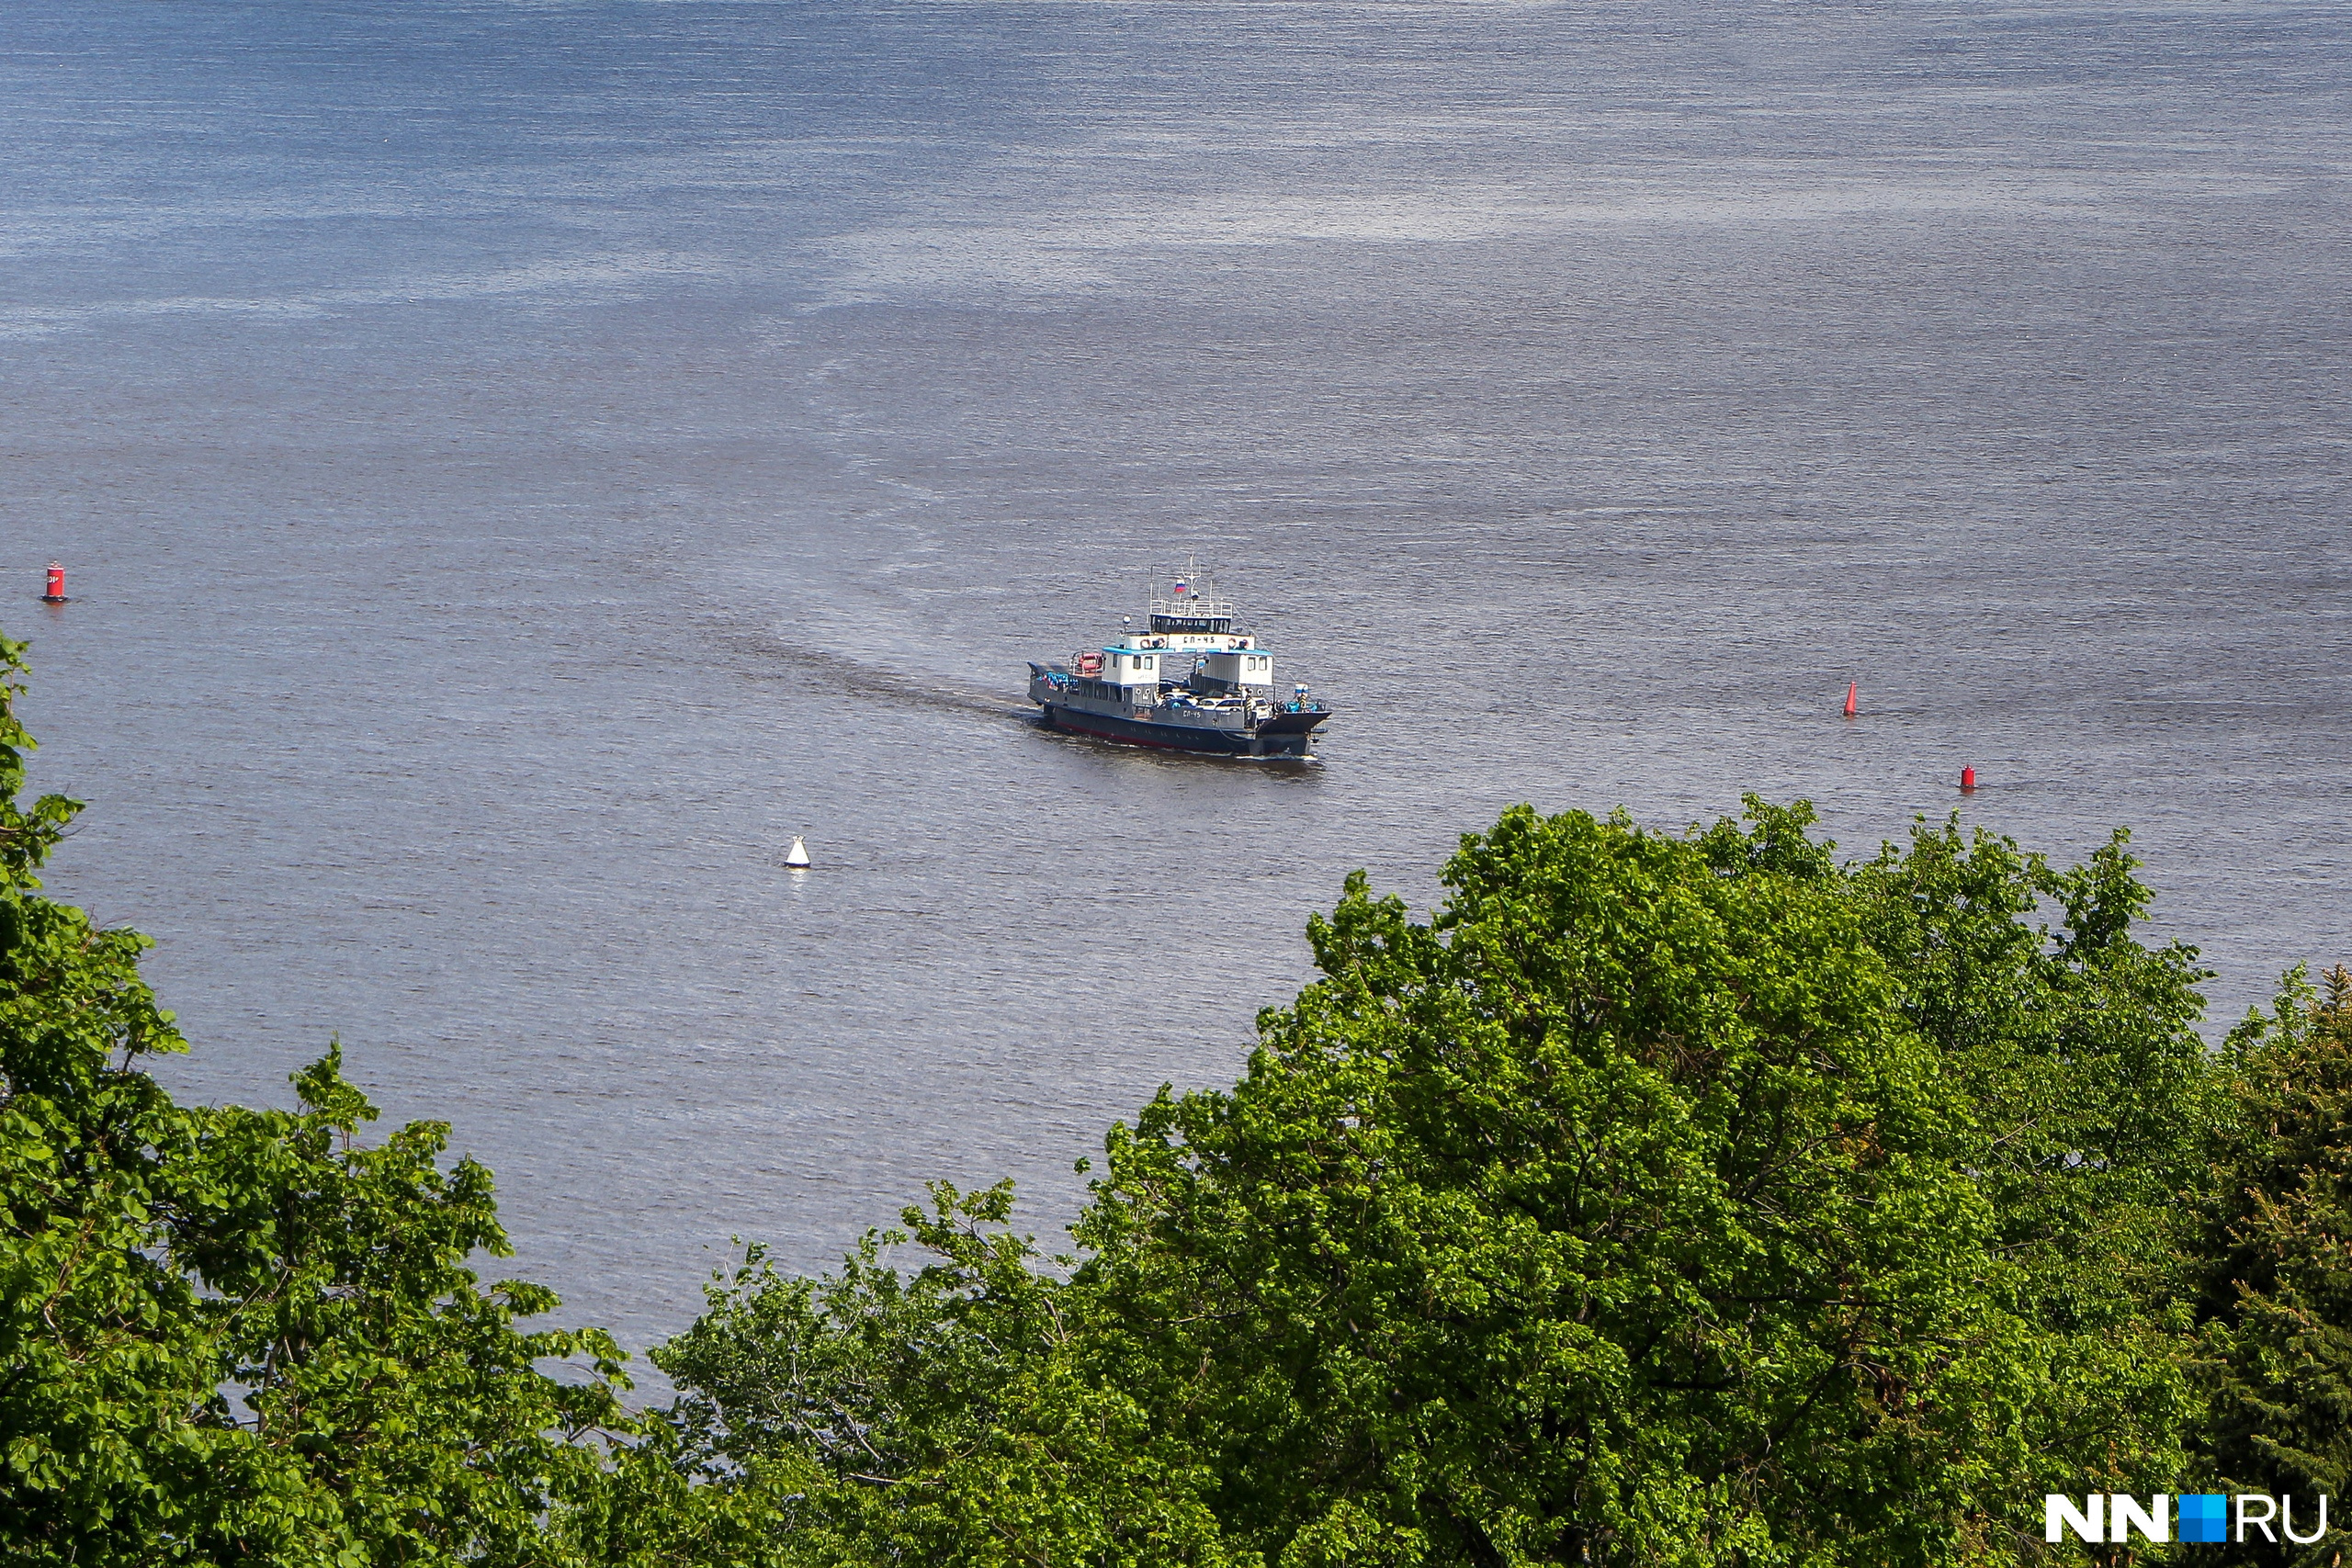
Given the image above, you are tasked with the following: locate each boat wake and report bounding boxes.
[701,619,1018,722]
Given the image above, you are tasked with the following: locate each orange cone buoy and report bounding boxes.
[1842,682,1858,718]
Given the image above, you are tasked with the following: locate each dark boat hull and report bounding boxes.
[1040,703,1327,758]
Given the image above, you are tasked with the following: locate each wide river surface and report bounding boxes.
[6,0,2348,1375]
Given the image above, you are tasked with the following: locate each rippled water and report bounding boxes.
[6,0,2348,1371]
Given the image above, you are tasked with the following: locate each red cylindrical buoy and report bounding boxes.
[1961,767,1977,793]
[41,563,65,604]
[1842,681,1858,718]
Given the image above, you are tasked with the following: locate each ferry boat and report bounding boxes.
[1026,571,1330,758]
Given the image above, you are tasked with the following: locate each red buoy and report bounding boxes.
[1961,766,1977,793]
[41,563,65,604]
[1842,682,1858,718]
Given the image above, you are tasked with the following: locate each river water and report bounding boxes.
[6,0,2348,1371]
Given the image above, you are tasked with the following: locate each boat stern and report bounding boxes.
[1026,661,1069,706]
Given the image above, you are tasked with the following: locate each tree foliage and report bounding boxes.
[636,801,2223,1568]
[597,1183,1237,1568]
[1845,812,2214,1528]
[10,615,2343,1566]
[1073,805,2022,1565]
[0,626,628,1566]
[2192,964,2352,1565]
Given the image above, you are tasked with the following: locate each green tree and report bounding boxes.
[1073,805,2043,1566]
[2192,964,2352,1565]
[0,626,628,1565]
[1845,813,2214,1533]
[594,1181,1241,1568]
[653,802,2217,1566]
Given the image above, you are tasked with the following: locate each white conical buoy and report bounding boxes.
[784,835,810,869]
